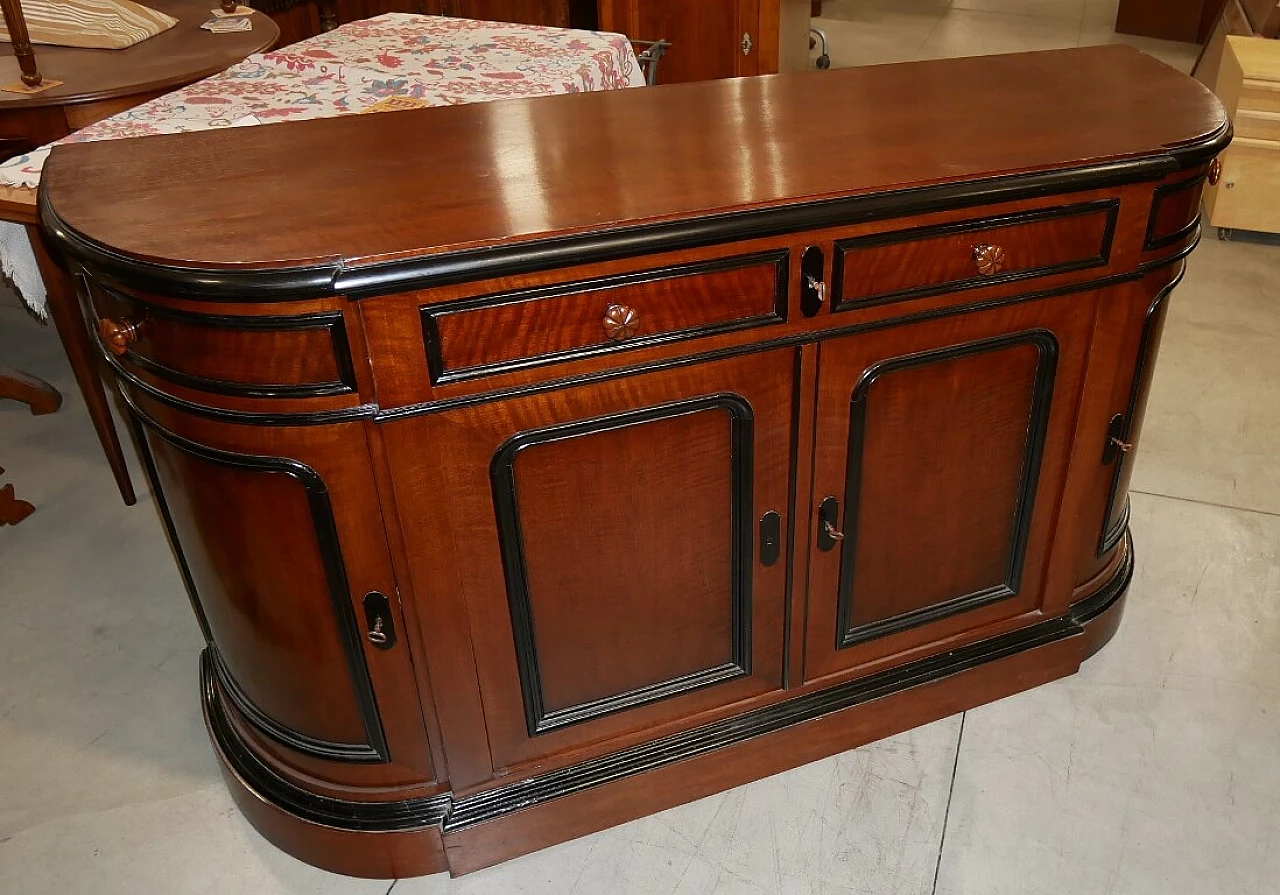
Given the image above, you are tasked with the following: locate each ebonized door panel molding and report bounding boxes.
[489,394,756,736]
[836,329,1059,648]
[124,392,391,763]
[831,200,1119,311]
[1097,269,1184,556]
[421,250,790,384]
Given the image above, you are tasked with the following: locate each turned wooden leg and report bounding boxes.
[26,226,137,506]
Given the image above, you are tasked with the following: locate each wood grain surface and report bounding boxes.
[42,45,1226,272]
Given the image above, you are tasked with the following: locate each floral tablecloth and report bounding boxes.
[3,13,644,314]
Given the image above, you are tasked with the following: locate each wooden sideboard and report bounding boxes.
[41,46,1228,878]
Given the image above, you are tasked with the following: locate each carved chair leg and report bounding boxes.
[0,366,61,414]
[0,473,36,525]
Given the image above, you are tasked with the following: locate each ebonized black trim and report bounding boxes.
[375,268,1145,423]
[836,330,1059,648]
[203,651,451,832]
[105,351,376,426]
[1097,268,1185,557]
[1071,530,1135,625]
[781,346,808,691]
[205,530,1136,836]
[489,395,755,736]
[94,286,358,399]
[44,156,1187,302]
[1143,175,1207,252]
[421,251,789,385]
[442,612,1083,832]
[123,393,390,763]
[831,200,1118,312]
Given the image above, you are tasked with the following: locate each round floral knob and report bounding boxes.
[603,304,639,341]
[99,317,142,356]
[972,244,1006,276]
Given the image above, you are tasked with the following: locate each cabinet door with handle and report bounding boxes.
[384,349,793,777]
[803,293,1096,683]
[128,404,436,783]
[600,0,763,83]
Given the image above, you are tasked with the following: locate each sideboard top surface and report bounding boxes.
[42,44,1227,284]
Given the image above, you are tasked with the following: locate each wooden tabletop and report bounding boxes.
[0,0,277,109]
[42,45,1229,274]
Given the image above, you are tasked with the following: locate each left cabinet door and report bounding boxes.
[130,405,436,779]
[384,349,794,780]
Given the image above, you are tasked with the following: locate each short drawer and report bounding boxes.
[1235,110,1280,142]
[833,201,1118,310]
[86,284,356,398]
[421,251,788,383]
[1240,78,1280,115]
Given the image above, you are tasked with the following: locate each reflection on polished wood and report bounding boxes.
[42,46,1228,878]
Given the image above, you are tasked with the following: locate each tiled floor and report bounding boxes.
[812,0,1201,72]
[3,6,1276,894]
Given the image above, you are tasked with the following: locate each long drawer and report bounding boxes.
[420,251,788,383]
[832,201,1118,310]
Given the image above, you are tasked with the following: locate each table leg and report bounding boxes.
[26,225,137,506]
[0,368,59,525]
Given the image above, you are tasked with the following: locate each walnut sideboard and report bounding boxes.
[40,46,1228,878]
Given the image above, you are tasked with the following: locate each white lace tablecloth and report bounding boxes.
[2,13,644,315]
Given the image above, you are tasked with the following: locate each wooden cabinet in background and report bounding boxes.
[43,46,1228,879]
[599,0,811,82]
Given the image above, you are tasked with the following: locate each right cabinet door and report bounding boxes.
[804,293,1096,682]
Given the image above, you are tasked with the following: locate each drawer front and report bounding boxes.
[1235,110,1280,141]
[86,283,356,398]
[421,251,788,383]
[1241,78,1280,114]
[833,201,1118,310]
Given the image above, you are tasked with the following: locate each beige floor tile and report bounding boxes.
[916,9,1082,60]
[1131,236,1280,516]
[1082,0,1120,27]
[0,785,390,895]
[951,0,1084,22]
[396,717,960,894]
[933,494,1280,895]
[813,1,947,67]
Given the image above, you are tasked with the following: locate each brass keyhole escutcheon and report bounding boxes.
[1208,158,1222,186]
[603,303,639,341]
[98,317,142,356]
[972,243,1006,276]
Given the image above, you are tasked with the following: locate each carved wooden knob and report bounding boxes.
[972,243,1006,276]
[1208,158,1222,186]
[602,304,639,341]
[98,317,141,356]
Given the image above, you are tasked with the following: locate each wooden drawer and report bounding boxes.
[420,251,788,383]
[86,284,356,398]
[1241,77,1280,112]
[1205,137,1280,233]
[833,201,1118,310]
[1235,109,1280,140]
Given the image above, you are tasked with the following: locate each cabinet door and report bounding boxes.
[803,294,1095,682]
[386,350,792,776]
[600,0,763,83]
[130,408,435,780]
